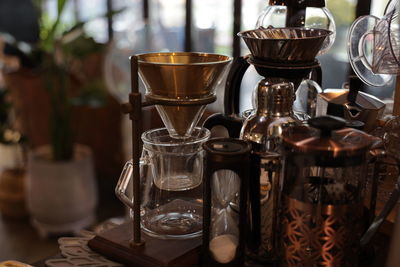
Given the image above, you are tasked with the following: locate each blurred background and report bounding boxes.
[0,0,393,264]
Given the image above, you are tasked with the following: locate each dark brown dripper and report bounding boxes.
[238,27,332,63]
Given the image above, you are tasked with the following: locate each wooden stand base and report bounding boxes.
[88,222,202,267]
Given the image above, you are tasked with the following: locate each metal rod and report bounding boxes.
[394,74,400,115]
[355,0,372,18]
[131,56,139,95]
[106,0,114,41]
[233,0,242,58]
[143,0,149,22]
[286,6,306,27]
[185,0,193,52]
[130,56,144,246]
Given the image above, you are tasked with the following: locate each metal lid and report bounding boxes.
[282,116,374,157]
[203,138,251,163]
[345,120,365,130]
[256,78,294,116]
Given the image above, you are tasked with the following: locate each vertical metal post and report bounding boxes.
[143,0,149,22]
[286,6,306,27]
[129,56,144,246]
[355,0,372,18]
[394,76,400,115]
[388,0,400,228]
[185,0,193,52]
[106,0,114,41]
[394,0,400,116]
[142,0,151,48]
[233,0,242,58]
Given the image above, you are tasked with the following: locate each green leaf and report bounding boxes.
[41,0,67,52]
[57,0,67,14]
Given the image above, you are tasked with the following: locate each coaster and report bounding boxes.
[45,229,124,267]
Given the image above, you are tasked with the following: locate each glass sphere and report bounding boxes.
[255,5,336,55]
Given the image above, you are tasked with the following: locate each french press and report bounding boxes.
[279,116,389,266]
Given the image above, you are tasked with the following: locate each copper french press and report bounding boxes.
[279,116,393,266]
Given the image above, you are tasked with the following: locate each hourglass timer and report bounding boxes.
[202,138,251,266]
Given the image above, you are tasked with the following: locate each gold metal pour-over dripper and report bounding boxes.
[138,52,231,138]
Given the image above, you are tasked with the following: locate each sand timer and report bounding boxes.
[202,138,250,266]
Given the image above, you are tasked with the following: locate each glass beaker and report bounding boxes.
[255,0,336,55]
[116,127,210,239]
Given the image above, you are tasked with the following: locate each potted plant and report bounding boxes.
[0,0,122,235]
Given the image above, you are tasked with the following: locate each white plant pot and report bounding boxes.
[0,143,24,171]
[27,144,98,236]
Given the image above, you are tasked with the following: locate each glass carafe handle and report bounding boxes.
[115,160,134,209]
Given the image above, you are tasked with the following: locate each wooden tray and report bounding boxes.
[88,222,202,267]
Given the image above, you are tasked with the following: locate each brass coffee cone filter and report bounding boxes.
[156,105,206,137]
[238,28,333,62]
[137,52,231,137]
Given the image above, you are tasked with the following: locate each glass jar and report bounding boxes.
[116,127,210,239]
[256,0,336,55]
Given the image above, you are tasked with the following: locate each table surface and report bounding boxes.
[1,207,396,265]
[31,228,392,267]
[1,176,397,266]
[0,178,125,264]
[0,215,59,264]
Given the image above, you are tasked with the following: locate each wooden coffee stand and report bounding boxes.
[87,53,229,266]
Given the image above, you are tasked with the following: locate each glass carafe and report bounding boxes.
[116,127,210,239]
